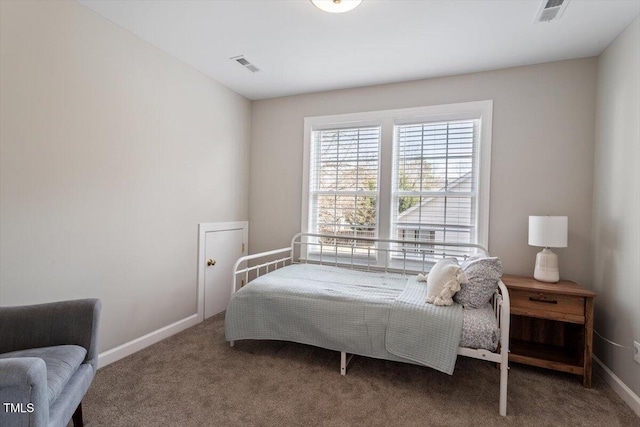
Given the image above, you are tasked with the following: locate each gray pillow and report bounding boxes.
[453,254,503,309]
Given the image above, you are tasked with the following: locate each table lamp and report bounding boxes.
[528,216,568,283]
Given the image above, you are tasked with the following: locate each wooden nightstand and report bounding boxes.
[501,275,596,387]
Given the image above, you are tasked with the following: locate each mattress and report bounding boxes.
[225,264,410,363]
[225,263,499,367]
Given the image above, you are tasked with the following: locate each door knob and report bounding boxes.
[207,259,216,266]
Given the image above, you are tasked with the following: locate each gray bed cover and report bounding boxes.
[225,263,464,374]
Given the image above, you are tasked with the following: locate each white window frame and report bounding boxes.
[302,100,493,258]
[308,124,382,240]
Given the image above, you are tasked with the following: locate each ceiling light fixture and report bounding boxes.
[311,0,363,14]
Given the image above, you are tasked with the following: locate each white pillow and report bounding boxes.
[424,258,467,306]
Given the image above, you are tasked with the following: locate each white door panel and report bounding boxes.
[204,228,243,319]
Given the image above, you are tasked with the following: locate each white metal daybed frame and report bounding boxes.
[229,232,511,416]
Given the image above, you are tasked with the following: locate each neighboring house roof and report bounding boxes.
[397,171,472,225]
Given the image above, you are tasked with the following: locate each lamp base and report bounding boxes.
[534,248,560,283]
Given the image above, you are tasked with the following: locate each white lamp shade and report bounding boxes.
[528,216,568,248]
[311,0,363,13]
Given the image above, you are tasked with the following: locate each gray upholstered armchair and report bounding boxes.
[0,299,101,427]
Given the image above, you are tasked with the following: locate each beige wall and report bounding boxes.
[250,58,597,284]
[592,15,640,397]
[7,2,634,393]
[0,1,251,352]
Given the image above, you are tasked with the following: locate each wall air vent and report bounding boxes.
[535,0,570,23]
[230,55,260,73]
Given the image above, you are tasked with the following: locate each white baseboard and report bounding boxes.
[593,355,640,417]
[97,314,199,369]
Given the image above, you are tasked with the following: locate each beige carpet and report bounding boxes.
[80,313,638,426]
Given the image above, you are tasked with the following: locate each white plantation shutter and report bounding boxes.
[392,119,479,258]
[309,126,381,240]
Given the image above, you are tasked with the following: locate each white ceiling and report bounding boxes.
[78,0,640,100]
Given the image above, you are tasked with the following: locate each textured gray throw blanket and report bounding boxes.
[386,276,463,374]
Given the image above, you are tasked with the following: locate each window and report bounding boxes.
[302,101,492,262]
[309,126,381,240]
[393,119,479,259]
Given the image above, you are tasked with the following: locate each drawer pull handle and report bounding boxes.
[529,296,558,304]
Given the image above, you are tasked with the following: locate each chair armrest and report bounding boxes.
[0,358,49,427]
[0,299,101,371]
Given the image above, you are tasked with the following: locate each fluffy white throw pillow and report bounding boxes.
[423,258,467,306]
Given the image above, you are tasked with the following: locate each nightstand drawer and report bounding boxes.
[510,289,585,323]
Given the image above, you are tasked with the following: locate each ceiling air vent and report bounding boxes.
[535,0,570,23]
[231,55,260,73]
